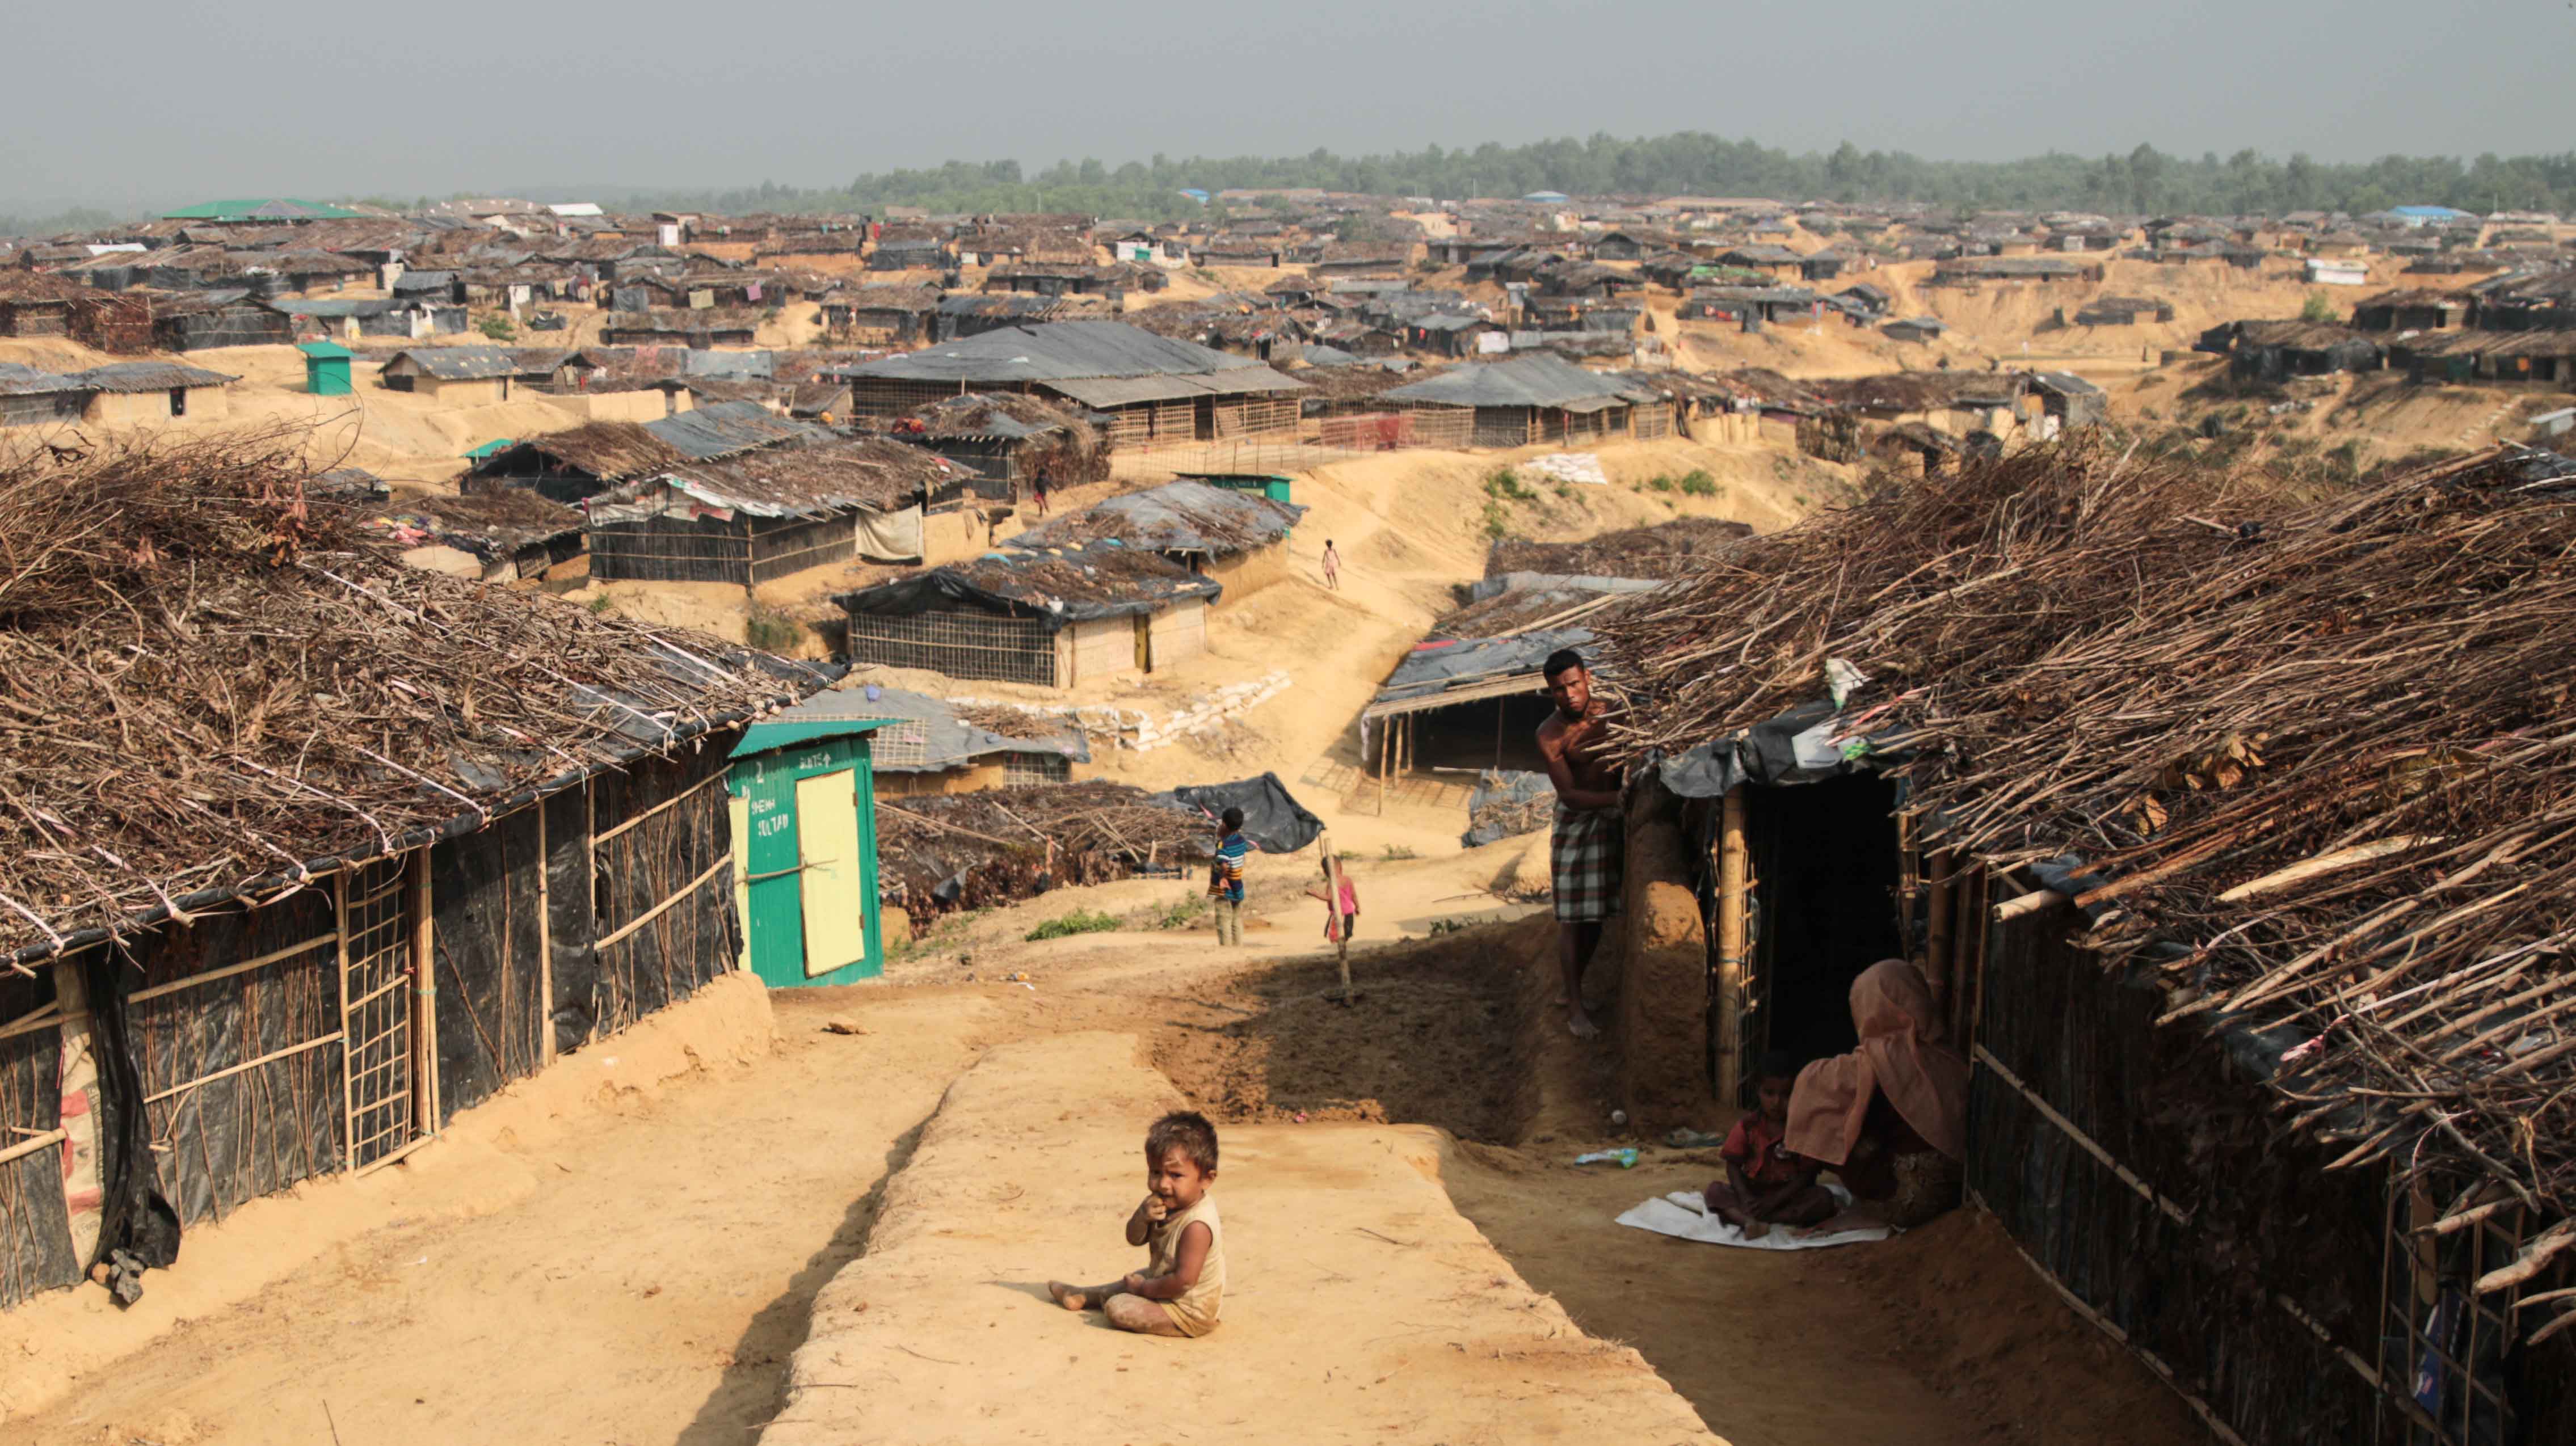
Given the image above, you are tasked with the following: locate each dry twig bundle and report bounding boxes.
[1596,436,2576,1224]
[0,428,807,959]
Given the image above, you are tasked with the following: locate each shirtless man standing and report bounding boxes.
[1535,648,1625,1038]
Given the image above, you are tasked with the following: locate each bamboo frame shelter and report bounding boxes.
[1356,574,1663,815]
[586,437,965,590]
[1589,439,2576,1445]
[0,429,824,1312]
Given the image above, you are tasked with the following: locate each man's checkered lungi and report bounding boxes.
[1550,803,1624,923]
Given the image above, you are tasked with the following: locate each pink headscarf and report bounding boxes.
[1784,959,1969,1166]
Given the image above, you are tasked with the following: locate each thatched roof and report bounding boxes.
[392,489,584,557]
[1005,479,1306,557]
[1592,440,2576,1222]
[1485,516,1754,580]
[599,437,963,519]
[0,431,820,961]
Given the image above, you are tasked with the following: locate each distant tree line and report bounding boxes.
[13,134,2576,236]
[632,136,2576,222]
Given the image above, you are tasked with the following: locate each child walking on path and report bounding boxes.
[1321,538,1342,590]
[1048,1112,1227,1337]
[1303,844,1362,1001]
[1209,807,1251,946]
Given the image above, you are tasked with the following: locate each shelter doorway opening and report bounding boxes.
[1733,773,1905,1078]
[1408,694,1556,774]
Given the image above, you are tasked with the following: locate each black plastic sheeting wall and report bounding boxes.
[0,969,77,1310]
[128,888,346,1226]
[430,806,549,1126]
[545,787,601,1055]
[586,741,739,1039]
[1969,909,2395,1445]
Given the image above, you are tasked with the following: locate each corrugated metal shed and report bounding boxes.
[383,346,516,381]
[1380,352,1630,409]
[847,320,1283,386]
[646,400,824,461]
[70,361,240,393]
[0,362,90,397]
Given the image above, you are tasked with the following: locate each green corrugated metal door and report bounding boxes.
[740,768,807,982]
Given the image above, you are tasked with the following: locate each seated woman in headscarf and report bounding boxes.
[1784,959,1969,1229]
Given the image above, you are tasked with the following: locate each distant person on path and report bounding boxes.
[1031,461,1053,517]
[1304,847,1362,1001]
[1535,648,1624,1038]
[1321,538,1342,590]
[1048,1111,1227,1337]
[1208,806,1252,947]
[1703,1052,1836,1238]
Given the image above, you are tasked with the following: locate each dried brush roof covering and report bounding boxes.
[611,436,962,518]
[1593,439,2576,1220]
[391,488,586,555]
[1485,516,1754,580]
[906,391,1099,445]
[1005,479,1305,557]
[0,429,816,960]
[474,421,688,481]
[873,780,1227,923]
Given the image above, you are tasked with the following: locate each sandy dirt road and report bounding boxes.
[7,987,1000,1446]
[764,1034,1720,1446]
[7,845,2205,1446]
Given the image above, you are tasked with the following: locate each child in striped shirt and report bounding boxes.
[1207,807,1251,946]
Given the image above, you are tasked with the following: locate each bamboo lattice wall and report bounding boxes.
[845,609,1058,686]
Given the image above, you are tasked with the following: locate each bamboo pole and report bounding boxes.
[335,873,355,1173]
[1925,846,1954,1028]
[409,849,438,1139]
[1715,787,1749,1103]
[1992,888,2068,924]
[536,800,554,1068]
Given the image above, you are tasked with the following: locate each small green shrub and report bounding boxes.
[1154,895,1208,930]
[1480,500,1512,541]
[1484,468,1537,501]
[1380,844,1419,861]
[1645,474,1674,492]
[2299,292,2338,323]
[745,606,803,654]
[586,593,614,616]
[477,314,517,342]
[1026,909,1119,942]
[1426,917,1467,937]
[1678,469,1718,497]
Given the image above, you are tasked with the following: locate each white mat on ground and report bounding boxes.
[1615,1186,1893,1250]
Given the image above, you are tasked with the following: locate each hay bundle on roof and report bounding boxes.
[1593,437,2576,1217]
[0,429,807,956]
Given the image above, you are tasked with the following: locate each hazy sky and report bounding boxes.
[8,0,2562,209]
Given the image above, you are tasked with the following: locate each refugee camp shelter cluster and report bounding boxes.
[583,436,966,588]
[1357,572,1661,811]
[1380,352,1661,448]
[1004,478,1306,600]
[1585,442,2576,1446]
[836,546,1221,689]
[837,321,1307,448]
[0,446,827,1311]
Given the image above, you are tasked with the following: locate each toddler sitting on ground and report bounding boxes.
[1047,1111,1226,1337]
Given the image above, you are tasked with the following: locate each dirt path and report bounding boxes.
[9,988,1000,1446]
[764,1034,1720,1446]
[10,855,2204,1446]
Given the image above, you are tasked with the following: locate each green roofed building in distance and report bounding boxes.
[161,199,371,223]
